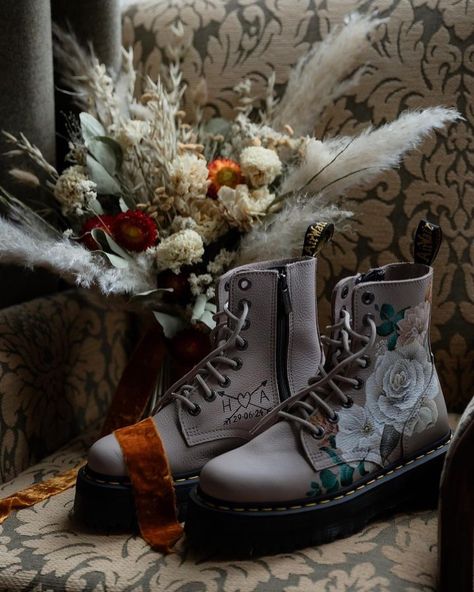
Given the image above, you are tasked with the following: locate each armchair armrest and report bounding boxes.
[0,290,132,484]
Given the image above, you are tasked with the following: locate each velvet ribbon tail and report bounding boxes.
[114,417,183,553]
[0,462,85,524]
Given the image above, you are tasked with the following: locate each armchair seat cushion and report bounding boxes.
[0,429,441,592]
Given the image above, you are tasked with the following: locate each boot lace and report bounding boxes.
[279,310,376,438]
[155,301,249,416]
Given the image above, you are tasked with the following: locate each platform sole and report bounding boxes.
[73,466,199,531]
[185,436,450,556]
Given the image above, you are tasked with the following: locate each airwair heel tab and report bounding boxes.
[302,222,334,257]
[413,220,442,266]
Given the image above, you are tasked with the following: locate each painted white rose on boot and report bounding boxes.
[397,301,430,347]
[336,405,383,465]
[405,396,438,436]
[366,342,437,433]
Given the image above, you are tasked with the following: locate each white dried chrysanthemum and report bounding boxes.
[169,215,199,233]
[239,146,282,187]
[169,152,209,200]
[152,229,204,273]
[218,184,274,231]
[53,165,97,216]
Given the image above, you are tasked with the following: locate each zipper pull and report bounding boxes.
[279,270,292,314]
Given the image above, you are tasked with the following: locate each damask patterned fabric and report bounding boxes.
[123,0,474,412]
[0,427,443,592]
[0,290,131,485]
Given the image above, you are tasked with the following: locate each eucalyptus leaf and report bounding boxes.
[86,155,121,195]
[153,311,186,339]
[80,113,106,144]
[203,117,231,137]
[89,198,104,215]
[191,294,207,321]
[119,197,129,213]
[102,252,129,269]
[200,310,216,330]
[87,138,117,175]
[91,228,132,260]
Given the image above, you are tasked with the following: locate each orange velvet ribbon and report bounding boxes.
[0,462,85,524]
[0,325,167,527]
[101,324,167,436]
[114,417,183,553]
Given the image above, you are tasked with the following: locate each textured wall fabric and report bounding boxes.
[0,432,441,591]
[0,291,131,485]
[123,0,474,411]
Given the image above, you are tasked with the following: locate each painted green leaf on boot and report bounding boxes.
[306,481,322,498]
[376,321,394,337]
[320,468,339,493]
[340,464,355,487]
[358,461,369,477]
[321,446,344,464]
[380,303,395,321]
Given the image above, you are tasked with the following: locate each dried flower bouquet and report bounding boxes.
[0,14,459,339]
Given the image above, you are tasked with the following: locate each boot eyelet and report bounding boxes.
[353,378,364,390]
[238,278,251,291]
[232,357,243,370]
[224,281,230,291]
[238,299,251,311]
[311,427,326,440]
[236,338,248,351]
[342,396,353,408]
[359,355,370,369]
[242,320,251,331]
[203,391,216,402]
[220,376,231,387]
[363,313,375,326]
[341,286,349,298]
[327,412,339,424]
[188,404,201,416]
[362,292,375,305]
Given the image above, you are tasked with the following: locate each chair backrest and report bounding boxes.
[123,0,474,412]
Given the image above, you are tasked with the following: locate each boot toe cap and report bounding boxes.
[87,433,127,477]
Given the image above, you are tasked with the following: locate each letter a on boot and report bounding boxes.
[186,221,451,555]
[74,257,322,530]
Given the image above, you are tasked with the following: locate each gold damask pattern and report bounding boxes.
[0,430,441,592]
[124,0,474,411]
[0,291,131,484]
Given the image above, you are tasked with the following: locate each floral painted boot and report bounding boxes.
[185,225,451,554]
[74,256,322,530]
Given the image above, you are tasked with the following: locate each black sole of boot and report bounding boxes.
[185,434,451,557]
[73,465,199,531]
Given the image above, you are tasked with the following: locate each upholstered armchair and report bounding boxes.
[0,1,471,590]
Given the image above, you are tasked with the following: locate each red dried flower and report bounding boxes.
[111,210,158,252]
[207,157,243,198]
[169,328,211,366]
[80,215,115,251]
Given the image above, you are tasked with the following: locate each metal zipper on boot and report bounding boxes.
[276,268,292,401]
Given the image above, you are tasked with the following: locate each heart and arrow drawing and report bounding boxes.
[220,379,271,424]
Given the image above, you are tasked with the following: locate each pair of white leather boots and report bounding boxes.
[74,223,451,555]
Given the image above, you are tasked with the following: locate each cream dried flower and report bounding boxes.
[239,145,282,187]
[152,229,204,273]
[169,152,209,200]
[218,184,274,231]
[207,249,236,276]
[54,165,97,215]
[115,120,149,151]
[188,272,213,297]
